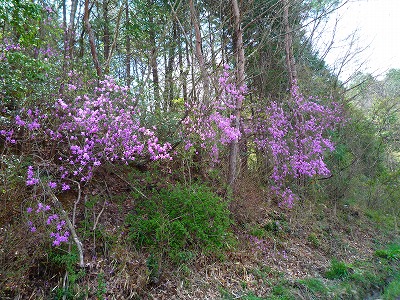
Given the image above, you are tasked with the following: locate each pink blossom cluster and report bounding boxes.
[254,82,343,207]
[0,128,15,144]
[0,40,22,61]
[27,203,70,247]
[2,75,172,190]
[181,65,245,163]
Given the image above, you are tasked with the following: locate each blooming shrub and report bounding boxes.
[26,202,70,247]
[254,82,343,207]
[2,75,171,191]
[0,74,174,249]
[181,65,245,163]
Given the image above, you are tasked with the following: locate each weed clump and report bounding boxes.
[325,259,351,279]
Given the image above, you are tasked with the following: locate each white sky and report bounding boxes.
[314,0,400,81]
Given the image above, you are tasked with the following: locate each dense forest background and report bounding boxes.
[1,0,400,299]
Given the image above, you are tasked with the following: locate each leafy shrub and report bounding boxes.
[325,259,351,279]
[375,243,400,260]
[126,184,234,263]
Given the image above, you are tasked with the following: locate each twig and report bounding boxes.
[49,191,85,268]
[93,181,108,231]
[111,169,148,199]
[70,179,81,227]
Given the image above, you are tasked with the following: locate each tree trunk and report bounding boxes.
[178,25,188,102]
[68,0,78,59]
[228,0,246,188]
[189,0,210,104]
[84,0,102,78]
[165,20,177,110]
[149,0,160,111]
[102,0,110,61]
[104,4,124,74]
[283,0,297,85]
[125,0,131,87]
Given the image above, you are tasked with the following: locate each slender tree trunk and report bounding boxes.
[125,0,131,87]
[62,0,67,65]
[228,0,245,188]
[104,4,124,74]
[68,0,78,59]
[189,0,209,104]
[178,25,187,102]
[62,0,67,47]
[103,0,110,61]
[84,0,102,78]
[78,24,85,58]
[148,0,160,111]
[165,20,177,110]
[283,0,297,85]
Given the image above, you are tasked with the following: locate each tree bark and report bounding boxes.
[149,0,160,111]
[84,0,102,78]
[283,0,297,85]
[67,0,79,59]
[125,0,131,87]
[165,20,177,110]
[228,0,246,188]
[104,4,124,74]
[178,24,188,102]
[102,0,110,61]
[189,0,210,104]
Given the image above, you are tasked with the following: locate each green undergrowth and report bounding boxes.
[382,273,400,299]
[219,276,295,300]
[219,199,400,300]
[126,183,235,264]
[48,247,87,299]
[296,240,400,299]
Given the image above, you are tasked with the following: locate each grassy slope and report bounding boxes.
[0,171,399,299]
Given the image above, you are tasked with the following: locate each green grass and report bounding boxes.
[325,259,351,280]
[375,243,400,260]
[298,278,329,296]
[383,273,400,299]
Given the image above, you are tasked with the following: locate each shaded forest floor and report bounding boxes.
[1,168,399,299]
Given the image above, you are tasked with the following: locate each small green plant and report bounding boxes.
[146,253,161,283]
[126,183,234,263]
[325,259,351,279]
[299,278,328,296]
[375,243,400,260]
[96,272,107,300]
[49,247,86,299]
[263,220,289,235]
[269,281,295,299]
[250,225,267,238]
[382,273,400,300]
[243,293,265,300]
[307,233,320,248]
[250,266,273,284]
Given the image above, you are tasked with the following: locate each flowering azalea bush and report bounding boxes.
[7,75,172,191]
[1,74,172,247]
[181,65,245,163]
[254,82,343,207]
[26,202,70,247]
